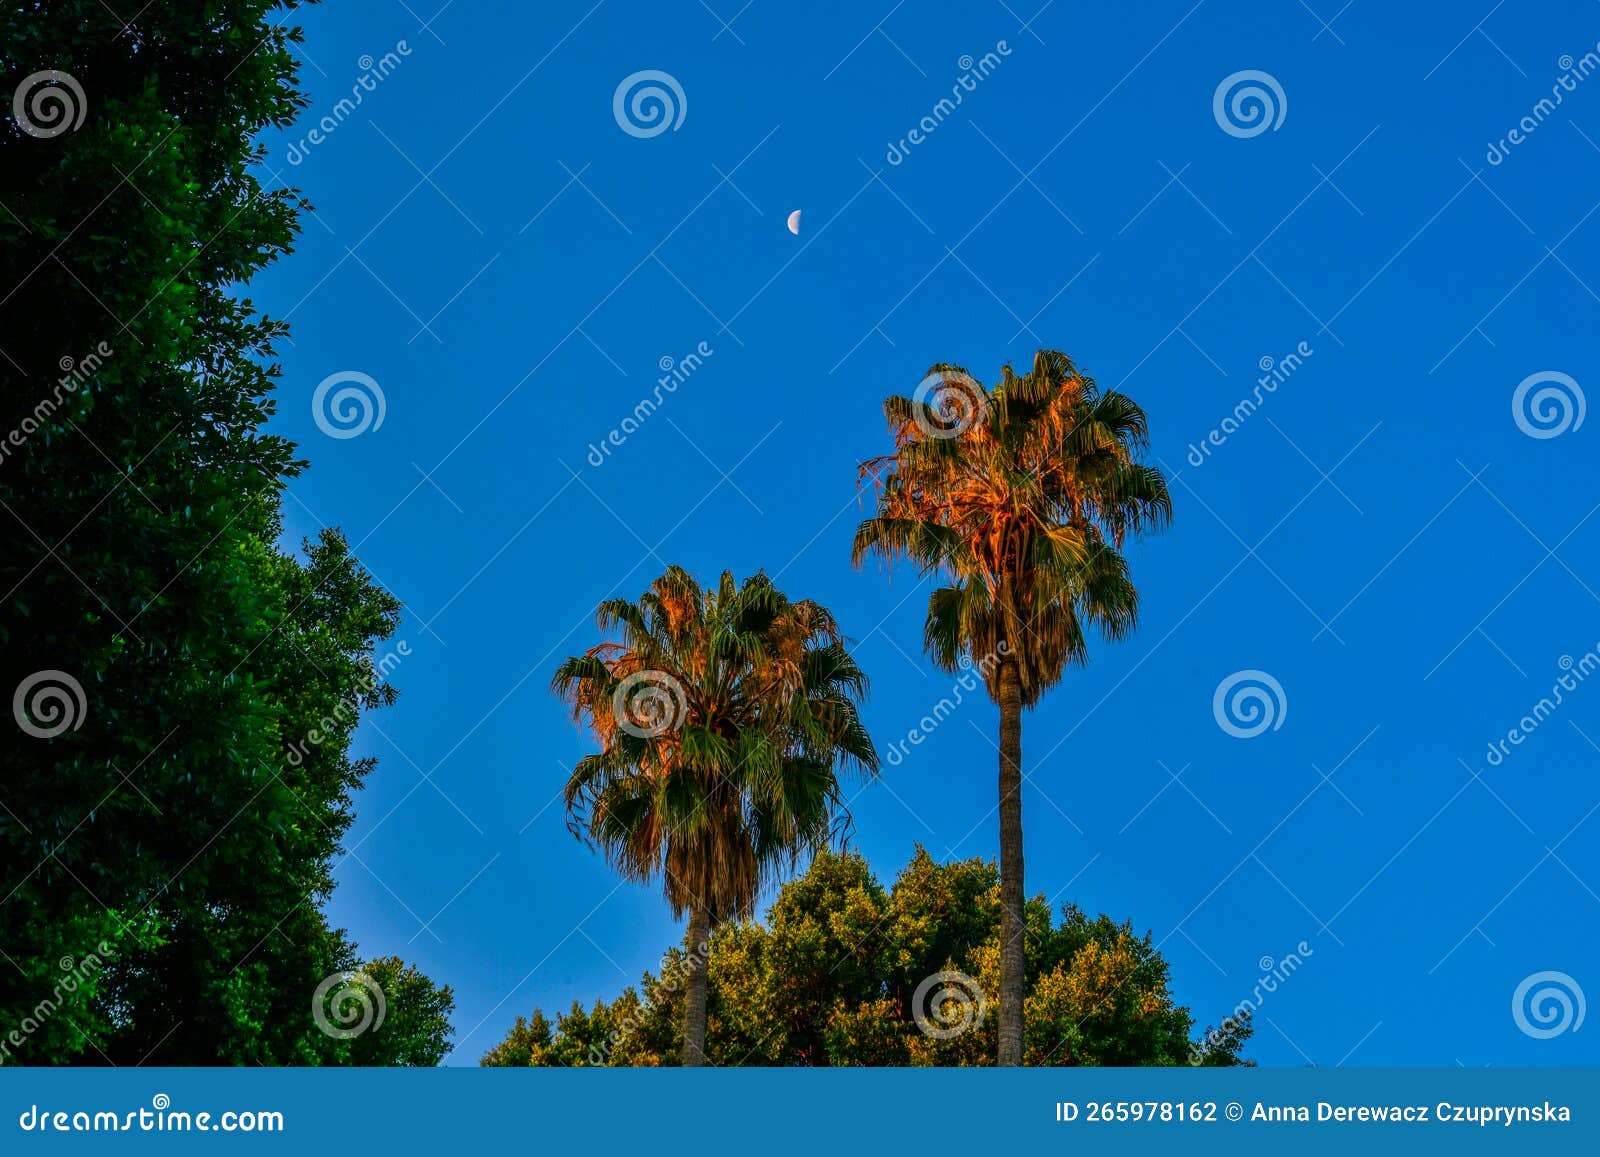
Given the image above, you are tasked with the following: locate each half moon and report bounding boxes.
[786,209,802,235]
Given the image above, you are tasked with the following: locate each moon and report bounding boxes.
[786,209,802,236]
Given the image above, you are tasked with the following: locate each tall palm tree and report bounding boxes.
[553,565,878,1065]
[853,350,1171,1065]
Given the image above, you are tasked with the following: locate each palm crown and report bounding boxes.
[853,349,1172,704]
[553,565,878,923]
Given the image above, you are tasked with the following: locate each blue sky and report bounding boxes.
[256,0,1600,1065]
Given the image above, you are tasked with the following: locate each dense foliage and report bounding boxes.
[0,1,451,1062]
[482,848,1248,1067]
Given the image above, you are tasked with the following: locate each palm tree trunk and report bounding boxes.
[996,656,1025,1066]
[680,903,712,1066]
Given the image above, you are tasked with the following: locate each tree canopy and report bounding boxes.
[0,0,451,1063]
[482,847,1249,1067]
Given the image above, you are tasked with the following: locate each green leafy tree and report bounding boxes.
[0,2,450,1062]
[853,351,1172,1064]
[552,566,878,1064]
[482,848,1249,1067]
[479,1011,559,1068]
[338,956,456,1067]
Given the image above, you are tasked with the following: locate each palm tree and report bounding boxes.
[553,565,878,1065]
[853,350,1171,1065]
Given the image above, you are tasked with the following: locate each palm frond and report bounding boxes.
[553,565,879,923]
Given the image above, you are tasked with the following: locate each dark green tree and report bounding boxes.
[0,2,450,1063]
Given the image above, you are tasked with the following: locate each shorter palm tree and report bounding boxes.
[553,565,878,1064]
